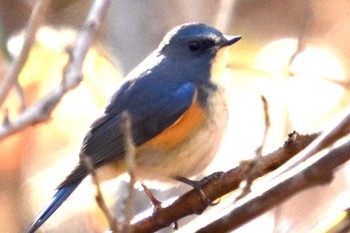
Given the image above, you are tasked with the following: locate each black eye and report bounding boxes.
[188,40,201,52]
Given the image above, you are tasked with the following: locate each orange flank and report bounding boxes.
[141,90,206,150]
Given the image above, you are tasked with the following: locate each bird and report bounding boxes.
[25,22,241,233]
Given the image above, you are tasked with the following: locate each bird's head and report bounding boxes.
[158,23,241,82]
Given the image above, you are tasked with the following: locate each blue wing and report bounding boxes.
[83,78,196,166]
[58,79,196,186]
[25,78,196,232]
[25,182,79,233]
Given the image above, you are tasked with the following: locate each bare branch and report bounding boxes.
[81,156,118,232]
[62,0,110,89]
[267,107,350,182]
[0,0,50,107]
[0,0,111,140]
[196,135,350,233]
[237,95,271,198]
[255,95,271,158]
[120,111,137,233]
[129,132,319,233]
[83,112,136,233]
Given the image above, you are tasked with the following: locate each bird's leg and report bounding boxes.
[174,171,224,211]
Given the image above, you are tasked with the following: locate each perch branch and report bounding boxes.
[267,106,350,182]
[129,132,319,233]
[196,135,350,233]
[129,106,350,233]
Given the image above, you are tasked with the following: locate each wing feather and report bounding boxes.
[59,74,196,188]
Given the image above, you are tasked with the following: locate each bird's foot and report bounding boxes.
[175,172,224,213]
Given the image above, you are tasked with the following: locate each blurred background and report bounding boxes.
[1,0,350,232]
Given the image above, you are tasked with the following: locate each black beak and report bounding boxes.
[220,35,242,48]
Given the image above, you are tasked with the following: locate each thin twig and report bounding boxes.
[81,156,118,232]
[61,0,109,89]
[255,95,271,158]
[121,111,136,233]
[0,0,111,140]
[236,95,271,198]
[0,0,50,107]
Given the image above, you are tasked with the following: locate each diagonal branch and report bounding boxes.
[129,132,319,233]
[196,135,350,233]
[267,106,350,182]
[0,0,50,107]
[0,0,110,140]
[128,106,350,232]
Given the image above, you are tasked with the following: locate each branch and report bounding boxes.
[128,107,350,232]
[196,134,350,233]
[129,132,319,233]
[237,95,271,198]
[120,111,137,233]
[255,95,271,158]
[0,0,111,140]
[82,156,118,232]
[267,106,350,182]
[0,0,50,107]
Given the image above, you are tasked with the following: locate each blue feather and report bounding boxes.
[25,182,80,233]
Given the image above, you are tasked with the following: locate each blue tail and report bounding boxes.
[25,182,80,233]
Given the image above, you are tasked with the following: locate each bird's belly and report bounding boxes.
[134,88,228,183]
